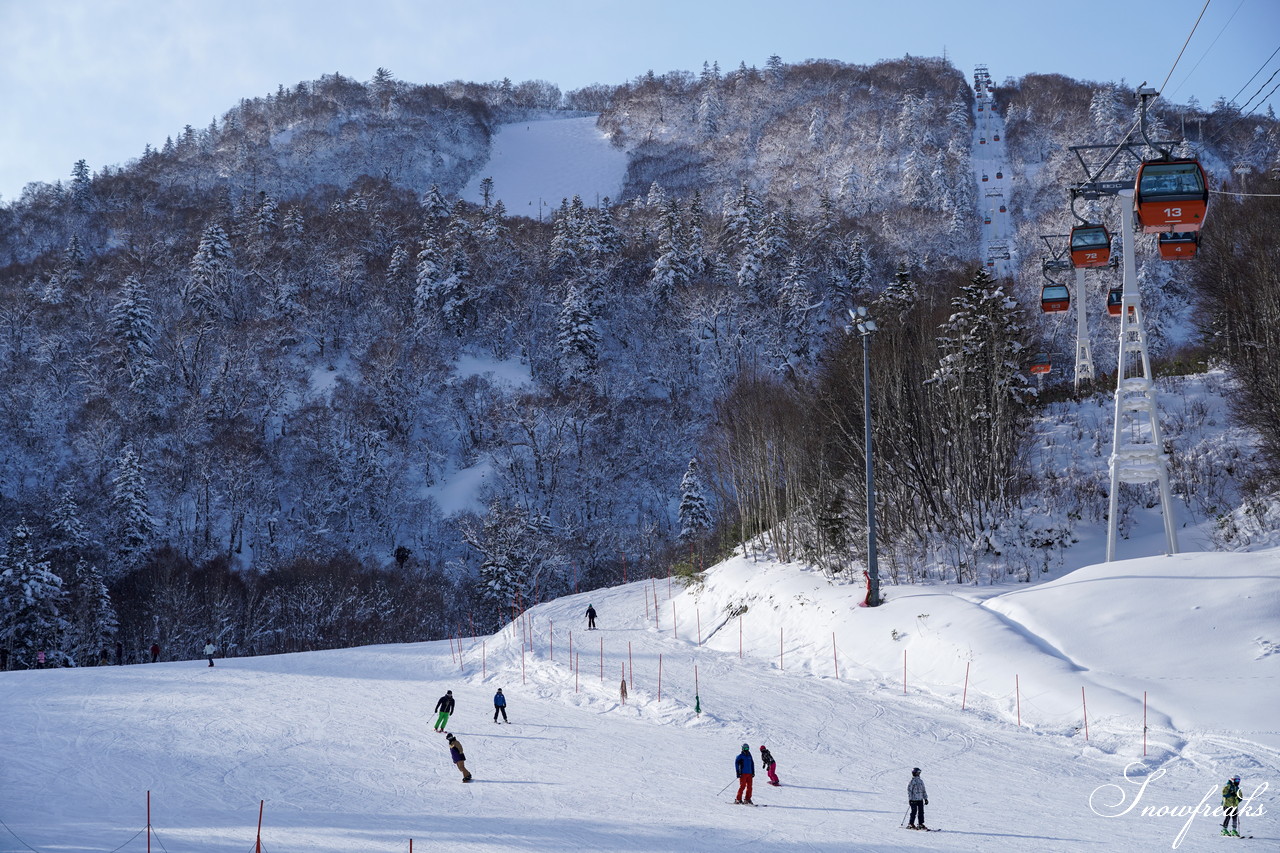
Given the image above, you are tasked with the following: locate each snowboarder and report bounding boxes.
[446,733,472,782]
[150,643,160,663]
[586,604,597,630]
[203,639,217,667]
[433,690,455,731]
[734,743,755,804]
[759,745,779,786]
[907,767,929,830]
[1221,775,1242,836]
[493,688,508,723]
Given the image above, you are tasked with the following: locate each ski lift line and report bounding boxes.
[1168,0,1248,99]
[1209,188,1280,197]
[1074,41,1189,186]
[1157,0,1212,94]
[1204,75,1280,147]
[1222,42,1280,108]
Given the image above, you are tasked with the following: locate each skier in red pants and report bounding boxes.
[734,743,755,804]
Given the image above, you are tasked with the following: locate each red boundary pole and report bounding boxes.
[962,662,970,710]
[147,790,151,853]
[256,800,264,853]
[671,601,677,639]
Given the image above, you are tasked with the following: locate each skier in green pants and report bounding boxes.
[433,690,455,732]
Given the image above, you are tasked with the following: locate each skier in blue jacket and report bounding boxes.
[493,688,508,723]
[734,743,755,804]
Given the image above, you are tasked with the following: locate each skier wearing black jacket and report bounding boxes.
[433,690,455,732]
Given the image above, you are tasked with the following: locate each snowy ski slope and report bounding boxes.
[2,547,1276,852]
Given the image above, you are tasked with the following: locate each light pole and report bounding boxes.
[848,307,881,606]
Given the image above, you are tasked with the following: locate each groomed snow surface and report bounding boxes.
[3,547,1277,852]
[460,116,627,217]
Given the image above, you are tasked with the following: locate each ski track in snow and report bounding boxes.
[3,548,1277,853]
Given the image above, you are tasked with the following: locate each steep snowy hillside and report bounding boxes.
[2,547,1275,852]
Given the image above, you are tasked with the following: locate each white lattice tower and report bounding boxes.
[1105,190,1178,560]
[1073,267,1094,388]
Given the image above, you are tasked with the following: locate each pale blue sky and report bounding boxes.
[1,0,1276,203]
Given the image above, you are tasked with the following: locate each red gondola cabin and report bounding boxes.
[1029,353,1051,375]
[1106,286,1124,317]
[1157,232,1199,260]
[1070,224,1111,268]
[1041,283,1070,313]
[1134,159,1208,234]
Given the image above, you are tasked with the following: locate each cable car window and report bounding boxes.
[1139,163,1204,197]
[1071,227,1109,248]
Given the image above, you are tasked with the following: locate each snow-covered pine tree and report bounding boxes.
[557,285,600,385]
[109,276,158,390]
[0,522,69,669]
[929,268,1036,565]
[111,444,156,571]
[187,223,234,316]
[651,199,690,303]
[677,459,712,544]
[63,559,117,666]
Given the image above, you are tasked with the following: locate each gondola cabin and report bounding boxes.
[1029,353,1051,375]
[1106,286,1124,317]
[1070,224,1111,268]
[1134,159,1208,233]
[1041,283,1070,313]
[982,173,988,182]
[993,133,1000,141]
[1157,232,1199,260]
[996,170,1003,179]
[999,204,1007,213]
[984,214,991,224]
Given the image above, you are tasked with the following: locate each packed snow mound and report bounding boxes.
[984,550,1280,743]
[460,116,628,215]
[686,547,1280,748]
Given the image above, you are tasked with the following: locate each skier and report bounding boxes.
[445,733,472,782]
[150,643,160,663]
[493,688,508,723]
[734,743,755,804]
[586,604,597,630]
[620,678,628,703]
[203,639,217,667]
[907,767,929,830]
[1221,775,1242,836]
[433,690,455,732]
[759,745,779,786]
